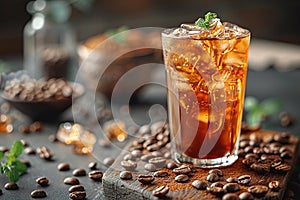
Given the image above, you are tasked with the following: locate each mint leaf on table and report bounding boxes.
[0,140,27,182]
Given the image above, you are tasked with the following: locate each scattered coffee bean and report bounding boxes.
[211,182,224,188]
[72,169,86,176]
[207,186,226,197]
[238,175,251,185]
[271,159,282,168]
[245,153,259,160]
[223,183,240,192]
[21,159,31,167]
[250,162,270,173]
[153,170,168,177]
[244,146,254,153]
[175,174,189,183]
[19,124,31,134]
[260,154,281,161]
[164,152,171,159]
[30,189,47,198]
[208,169,223,176]
[88,162,97,170]
[242,158,257,166]
[268,180,281,191]
[140,154,154,162]
[192,180,208,190]
[173,165,191,174]
[152,185,169,197]
[119,171,132,180]
[280,150,292,159]
[4,182,18,190]
[0,146,9,153]
[206,173,219,182]
[69,191,86,200]
[36,177,49,187]
[88,170,103,181]
[103,157,115,166]
[123,154,136,161]
[57,162,70,171]
[24,147,36,155]
[64,177,80,185]
[138,124,151,135]
[48,134,58,142]
[144,163,157,172]
[222,193,239,200]
[166,161,179,169]
[148,157,166,168]
[30,121,43,132]
[151,151,163,157]
[239,192,254,200]
[37,146,53,161]
[226,177,238,183]
[274,133,290,144]
[274,163,291,173]
[253,147,264,155]
[131,150,143,158]
[137,174,154,184]
[69,185,85,193]
[248,185,268,197]
[120,160,137,171]
[20,139,29,147]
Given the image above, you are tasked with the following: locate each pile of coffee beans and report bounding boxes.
[4,78,75,101]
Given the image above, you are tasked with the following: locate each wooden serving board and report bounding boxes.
[103,129,299,200]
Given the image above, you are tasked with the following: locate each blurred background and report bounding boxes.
[1,0,300,57]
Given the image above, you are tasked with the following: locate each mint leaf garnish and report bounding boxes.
[0,140,27,182]
[195,12,218,28]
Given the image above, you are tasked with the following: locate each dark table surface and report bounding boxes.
[0,67,299,200]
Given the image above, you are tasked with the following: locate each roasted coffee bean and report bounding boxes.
[69,185,85,193]
[173,165,191,174]
[151,151,163,157]
[137,174,154,184]
[164,152,171,159]
[206,173,220,182]
[30,121,43,132]
[223,183,240,192]
[238,175,251,185]
[57,162,70,171]
[239,192,254,200]
[4,182,18,190]
[271,159,282,168]
[248,185,268,197]
[36,177,49,186]
[242,158,257,166]
[24,147,36,155]
[238,149,246,157]
[239,140,249,148]
[148,157,166,168]
[222,193,239,200]
[119,171,132,180]
[274,133,290,144]
[37,146,53,161]
[260,154,281,161]
[274,163,291,173]
[153,170,168,177]
[138,124,151,135]
[131,150,143,158]
[211,182,224,188]
[88,162,97,170]
[21,159,31,167]
[226,177,238,183]
[175,174,189,183]
[88,170,103,181]
[48,134,58,142]
[121,160,137,171]
[147,144,161,152]
[279,111,293,127]
[280,151,292,159]
[192,180,208,190]
[0,146,9,153]
[152,185,169,197]
[166,161,179,169]
[268,180,281,191]
[253,147,264,155]
[245,153,259,160]
[208,169,223,176]
[123,153,136,161]
[20,139,29,147]
[19,124,31,134]
[144,163,157,172]
[103,157,115,166]
[244,146,254,153]
[207,186,226,196]
[64,177,80,185]
[72,169,86,176]
[250,162,270,173]
[279,146,291,153]
[31,189,47,198]
[140,154,154,162]
[69,191,86,200]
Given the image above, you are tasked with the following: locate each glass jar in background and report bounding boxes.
[24,0,77,80]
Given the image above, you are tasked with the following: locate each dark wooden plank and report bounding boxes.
[103,129,299,200]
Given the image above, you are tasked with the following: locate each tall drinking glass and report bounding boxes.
[162,21,251,168]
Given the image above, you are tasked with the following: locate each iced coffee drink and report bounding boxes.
[162,12,251,167]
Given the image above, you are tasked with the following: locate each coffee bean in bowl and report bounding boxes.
[2,78,84,121]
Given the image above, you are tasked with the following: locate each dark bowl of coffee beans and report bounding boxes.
[1,78,84,121]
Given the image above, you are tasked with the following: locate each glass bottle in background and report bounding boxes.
[24,0,77,80]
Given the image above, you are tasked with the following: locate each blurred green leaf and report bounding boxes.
[260,98,283,115]
[244,96,259,111]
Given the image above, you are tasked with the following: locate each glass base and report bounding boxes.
[174,152,238,168]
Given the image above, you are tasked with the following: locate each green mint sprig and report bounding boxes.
[195,12,218,29]
[0,141,27,182]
